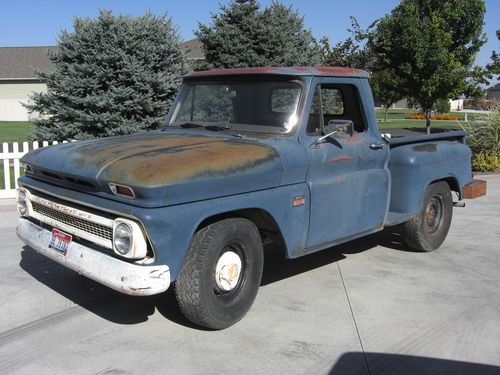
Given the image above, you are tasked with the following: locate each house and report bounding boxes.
[486,83,500,101]
[180,38,204,61]
[373,98,408,109]
[0,46,57,121]
[0,39,205,121]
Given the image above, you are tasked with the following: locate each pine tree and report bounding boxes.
[195,0,320,69]
[26,10,189,141]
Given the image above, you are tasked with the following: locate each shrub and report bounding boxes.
[461,103,500,155]
[471,152,500,172]
[461,103,500,172]
[435,99,451,113]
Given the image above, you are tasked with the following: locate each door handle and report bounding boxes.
[369,143,386,150]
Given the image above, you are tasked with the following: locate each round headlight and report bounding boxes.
[114,222,133,255]
[17,189,27,216]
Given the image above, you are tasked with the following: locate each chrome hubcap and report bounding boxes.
[215,251,242,292]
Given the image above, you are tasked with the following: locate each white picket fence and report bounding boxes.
[0,141,71,198]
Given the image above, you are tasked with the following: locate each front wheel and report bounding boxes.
[175,218,263,330]
[402,182,453,252]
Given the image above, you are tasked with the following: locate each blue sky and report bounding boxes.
[0,0,498,67]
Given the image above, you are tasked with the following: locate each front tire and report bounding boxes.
[402,182,453,252]
[175,218,263,330]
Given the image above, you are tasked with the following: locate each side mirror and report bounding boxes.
[327,120,353,137]
[310,120,354,148]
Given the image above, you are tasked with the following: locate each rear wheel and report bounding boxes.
[402,182,453,252]
[175,218,263,330]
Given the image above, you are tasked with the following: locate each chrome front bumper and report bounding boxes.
[17,218,170,296]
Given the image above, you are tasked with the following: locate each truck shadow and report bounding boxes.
[329,351,500,375]
[18,226,414,329]
[261,225,411,286]
[18,246,197,328]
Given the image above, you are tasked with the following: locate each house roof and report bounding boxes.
[488,82,500,92]
[0,40,205,81]
[187,66,370,79]
[0,46,57,80]
[180,39,204,60]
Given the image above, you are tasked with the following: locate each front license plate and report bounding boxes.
[49,229,72,255]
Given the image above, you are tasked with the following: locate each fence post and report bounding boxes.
[2,142,11,190]
[13,142,20,188]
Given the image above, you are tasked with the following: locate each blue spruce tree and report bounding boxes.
[26,10,189,141]
[195,0,320,69]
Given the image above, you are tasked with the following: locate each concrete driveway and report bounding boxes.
[0,175,499,375]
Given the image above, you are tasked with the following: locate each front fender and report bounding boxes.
[142,184,311,280]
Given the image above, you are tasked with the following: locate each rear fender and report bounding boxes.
[388,141,471,215]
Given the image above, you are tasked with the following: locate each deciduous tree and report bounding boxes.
[370,69,404,121]
[319,17,371,69]
[370,0,486,134]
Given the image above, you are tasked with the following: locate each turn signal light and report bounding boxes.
[109,183,135,199]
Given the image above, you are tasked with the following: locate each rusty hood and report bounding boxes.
[21,131,284,207]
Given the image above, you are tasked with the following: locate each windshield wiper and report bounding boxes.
[176,122,245,138]
[204,125,246,138]
[178,122,204,129]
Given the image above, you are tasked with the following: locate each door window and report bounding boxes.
[307,84,366,134]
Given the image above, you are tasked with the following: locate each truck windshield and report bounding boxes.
[168,80,302,134]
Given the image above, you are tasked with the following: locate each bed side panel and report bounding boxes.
[388,141,472,215]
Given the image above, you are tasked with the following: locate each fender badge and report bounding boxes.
[292,195,305,207]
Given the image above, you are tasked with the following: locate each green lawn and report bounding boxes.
[0,121,34,144]
[374,108,464,129]
[0,166,24,190]
[377,119,461,129]
[0,122,31,189]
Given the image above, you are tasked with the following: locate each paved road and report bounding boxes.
[0,175,499,375]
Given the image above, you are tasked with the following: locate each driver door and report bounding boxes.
[300,79,390,249]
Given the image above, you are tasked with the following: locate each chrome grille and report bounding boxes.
[32,202,113,241]
[26,192,115,249]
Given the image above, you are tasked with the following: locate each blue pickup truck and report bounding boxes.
[16,66,485,329]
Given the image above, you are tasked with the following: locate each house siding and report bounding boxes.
[0,81,48,121]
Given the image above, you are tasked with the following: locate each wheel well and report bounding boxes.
[432,177,461,198]
[196,209,286,247]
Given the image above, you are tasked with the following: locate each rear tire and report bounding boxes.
[402,182,453,252]
[175,218,263,330]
